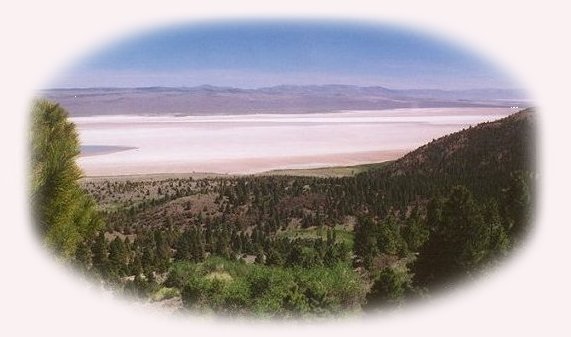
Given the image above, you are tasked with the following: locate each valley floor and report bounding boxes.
[74,107,515,176]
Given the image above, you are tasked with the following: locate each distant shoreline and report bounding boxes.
[79,149,406,180]
[80,145,137,157]
[79,159,394,182]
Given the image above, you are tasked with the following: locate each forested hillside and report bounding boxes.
[33,102,534,317]
[359,108,534,204]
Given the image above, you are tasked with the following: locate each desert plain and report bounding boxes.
[73,107,516,176]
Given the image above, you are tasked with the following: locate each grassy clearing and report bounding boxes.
[151,287,181,302]
[259,161,393,178]
[277,226,355,248]
[205,271,233,282]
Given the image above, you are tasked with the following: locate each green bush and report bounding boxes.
[175,257,365,317]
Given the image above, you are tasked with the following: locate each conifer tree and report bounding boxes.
[74,241,92,271]
[501,170,532,241]
[91,232,109,275]
[402,207,429,253]
[30,100,102,258]
[366,267,411,308]
[154,230,171,272]
[354,216,379,270]
[108,237,128,276]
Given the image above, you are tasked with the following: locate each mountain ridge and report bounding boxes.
[355,108,535,205]
[41,85,529,117]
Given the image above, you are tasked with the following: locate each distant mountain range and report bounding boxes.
[40,85,529,116]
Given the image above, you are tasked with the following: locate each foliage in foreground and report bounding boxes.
[165,257,365,317]
[30,100,102,258]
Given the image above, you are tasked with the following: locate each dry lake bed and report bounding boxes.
[73,107,516,176]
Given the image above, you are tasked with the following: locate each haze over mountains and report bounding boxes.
[42,85,528,116]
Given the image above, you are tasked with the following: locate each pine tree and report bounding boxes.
[74,241,92,271]
[191,229,205,262]
[175,230,191,261]
[141,245,155,274]
[501,170,532,241]
[413,185,494,288]
[30,100,102,258]
[376,214,401,256]
[108,237,128,276]
[354,216,379,270]
[154,230,171,272]
[91,232,109,275]
[366,267,411,309]
[402,207,429,253]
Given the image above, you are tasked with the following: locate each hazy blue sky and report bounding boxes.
[50,21,515,90]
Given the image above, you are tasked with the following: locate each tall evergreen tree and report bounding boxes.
[366,267,411,309]
[154,230,171,272]
[501,170,533,241]
[74,241,92,271]
[354,216,379,270]
[91,232,109,275]
[108,237,128,276]
[413,185,502,288]
[402,207,429,253]
[30,100,102,258]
